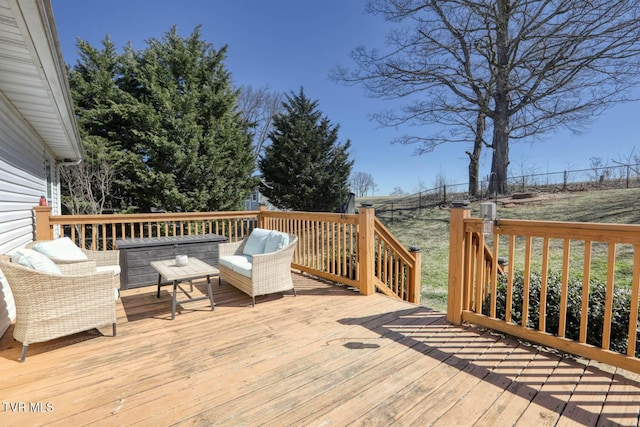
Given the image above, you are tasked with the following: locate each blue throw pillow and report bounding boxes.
[11,249,62,274]
[242,228,272,256]
[264,231,289,254]
[33,237,88,261]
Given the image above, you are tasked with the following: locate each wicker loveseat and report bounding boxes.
[0,253,118,362]
[218,228,298,306]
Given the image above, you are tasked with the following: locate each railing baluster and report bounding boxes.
[475,232,485,314]
[602,243,617,350]
[462,231,473,312]
[522,236,532,327]
[559,239,571,338]
[490,232,500,318]
[628,245,640,357]
[81,225,86,250]
[506,234,515,323]
[540,237,550,332]
[580,241,593,343]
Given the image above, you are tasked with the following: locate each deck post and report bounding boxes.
[33,206,53,240]
[409,246,422,304]
[448,202,471,324]
[358,205,375,296]
[257,205,267,229]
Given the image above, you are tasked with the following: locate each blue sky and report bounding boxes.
[51,0,639,196]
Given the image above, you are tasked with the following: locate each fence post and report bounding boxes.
[391,203,394,225]
[33,206,53,240]
[563,170,568,190]
[409,246,422,304]
[448,201,471,324]
[358,204,375,296]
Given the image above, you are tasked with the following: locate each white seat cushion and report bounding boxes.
[33,237,88,261]
[97,265,121,276]
[219,255,253,278]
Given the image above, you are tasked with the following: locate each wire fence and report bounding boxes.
[374,162,640,223]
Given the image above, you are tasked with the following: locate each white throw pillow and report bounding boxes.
[11,249,62,274]
[33,237,88,261]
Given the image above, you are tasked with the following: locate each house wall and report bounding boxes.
[0,95,58,338]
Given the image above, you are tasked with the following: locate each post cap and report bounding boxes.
[409,246,421,253]
[360,203,373,208]
[451,200,470,208]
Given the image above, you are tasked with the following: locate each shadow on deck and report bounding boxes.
[0,272,639,426]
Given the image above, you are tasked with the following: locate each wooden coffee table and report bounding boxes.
[150,257,219,319]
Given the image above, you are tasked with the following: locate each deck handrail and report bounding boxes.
[33,205,422,303]
[373,217,422,303]
[448,205,640,373]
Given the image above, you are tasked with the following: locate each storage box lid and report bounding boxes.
[116,233,227,249]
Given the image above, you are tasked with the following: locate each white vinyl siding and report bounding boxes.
[0,95,52,338]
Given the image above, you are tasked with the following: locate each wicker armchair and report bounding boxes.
[26,240,119,268]
[219,233,298,306]
[0,256,117,362]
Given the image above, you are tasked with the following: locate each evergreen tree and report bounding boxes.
[65,37,136,213]
[259,88,353,212]
[68,26,256,212]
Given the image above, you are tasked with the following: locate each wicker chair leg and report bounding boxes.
[112,323,117,337]
[252,295,256,307]
[292,288,297,297]
[19,345,28,363]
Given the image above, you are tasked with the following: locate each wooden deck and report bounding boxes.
[1,273,639,426]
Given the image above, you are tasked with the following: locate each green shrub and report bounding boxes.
[483,271,639,356]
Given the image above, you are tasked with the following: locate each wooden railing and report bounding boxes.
[448,205,640,373]
[34,207,259,250]
[33,206,422,303]
[373,218,422,303]
[259,209,421,302]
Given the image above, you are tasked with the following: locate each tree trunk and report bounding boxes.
[467,111,486,197]
[488,0,511,196]
[489,117,510,196]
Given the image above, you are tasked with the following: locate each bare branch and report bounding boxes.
[334,0,640,194]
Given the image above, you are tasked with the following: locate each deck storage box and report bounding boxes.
[116,234,227,289]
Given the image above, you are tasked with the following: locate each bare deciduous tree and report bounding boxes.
[350,171,377,197]
[390,186,406,196]
[60,142,115,215]
[236,85,283,161]
[334,0,640,195]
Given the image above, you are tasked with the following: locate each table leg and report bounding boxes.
[172,280,178,320]
[206,275,215,311]
[156,274,162,298]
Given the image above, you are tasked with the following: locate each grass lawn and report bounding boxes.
[360,188,640,312]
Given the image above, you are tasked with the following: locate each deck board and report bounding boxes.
[1,272,639,426]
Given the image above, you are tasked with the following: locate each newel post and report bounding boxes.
[409,246,422,304]
[448,201,471,324]
[257,204,267,229]
[358,204,375,296]
[33,206,53,240]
